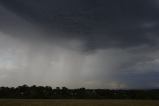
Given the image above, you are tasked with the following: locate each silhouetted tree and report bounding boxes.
[0,85,158,99]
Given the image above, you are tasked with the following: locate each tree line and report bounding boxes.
[0,85,158,99]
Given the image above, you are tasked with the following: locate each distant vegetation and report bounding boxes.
[0,85,158,99]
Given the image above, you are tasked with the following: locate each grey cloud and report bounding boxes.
[0,0,159,89]
[1,0,159,50]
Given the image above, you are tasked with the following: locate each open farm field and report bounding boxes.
[0,99,158,106]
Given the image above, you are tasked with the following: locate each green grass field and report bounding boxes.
[0,100,158,106]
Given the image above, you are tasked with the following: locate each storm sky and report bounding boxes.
[0,0,159,89]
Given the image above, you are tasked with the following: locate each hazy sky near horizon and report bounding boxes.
[0,0,159,89]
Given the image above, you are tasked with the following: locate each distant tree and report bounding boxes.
[0,85,158,99]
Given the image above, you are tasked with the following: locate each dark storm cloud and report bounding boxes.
[1,0,159,49]
[0,0,159,89]
[116,71,159,89]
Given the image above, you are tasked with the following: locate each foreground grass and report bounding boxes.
[0,99,158,106]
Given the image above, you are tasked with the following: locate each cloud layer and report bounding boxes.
[0,0,159,89]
